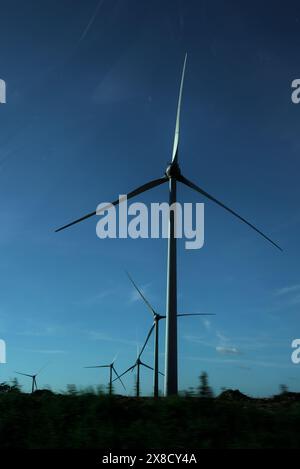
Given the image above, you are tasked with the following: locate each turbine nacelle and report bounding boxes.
[165,162,181,179]
[154,313,165,321]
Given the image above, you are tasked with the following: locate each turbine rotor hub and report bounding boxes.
[165,162,181,179]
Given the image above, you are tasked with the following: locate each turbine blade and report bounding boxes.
[37,362,50,376]
[15,372,33,378]
[172,53,187,163]
[113,364,136,381]
[140,362,154,371]
[112,353,118,364]
[126,271,157,317]
[138,323,155,359]
[84,365,109,368]
[112,366,127,391]
[177,313,216,317]
[55,176,168,232]
[179,175,282,251]
[140,361,164,376]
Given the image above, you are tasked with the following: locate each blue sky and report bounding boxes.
[0,0,300,396]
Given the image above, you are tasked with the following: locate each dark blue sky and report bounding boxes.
[0,0,299,395]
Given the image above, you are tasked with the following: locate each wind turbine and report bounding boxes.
[84,357,126,395]
[114,352,162,397]
[15,371,38,393]
[127,271,215,398]
[55,53,282,396]
[15,363,49,394]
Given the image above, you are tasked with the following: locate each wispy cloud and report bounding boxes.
[30,349,66,355]
[87,330,137,347]
[216,346,241,355]
[184,328,242,355]
[216,331,228,343]
[73,288,118,308]
[289,294,300,305]
[184,327,289,359]
[202,319,211,330]
[238,365,252,371]
[183,335,213,348]
[184,355,294,369]
[268,283,300,310]
[79,0,105,43]
[275,284,300,296]
[17,326,61,337]
[215,331,242,355]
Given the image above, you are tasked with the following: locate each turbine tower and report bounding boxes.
[127,271,215,398]
[55,54,282,396]
[85,357,126,395]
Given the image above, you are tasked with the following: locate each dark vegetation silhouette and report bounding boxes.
[0,375,299,448]
[280,384,289,395]
[198,371,214,398]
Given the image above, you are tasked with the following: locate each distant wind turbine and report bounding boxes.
[115,348,163,397]
[85,356,126,395]
[15,363,49,394]
[127,271,215,398]
[56,53,282,396]
[15,371,38,393]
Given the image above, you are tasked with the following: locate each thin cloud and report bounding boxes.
[202,319,211,330]
[216,346,241,356]
[87,330,137,347]
[76,288,116,306]
[275,284,300,296]
[215,331,241,355]
[185,328,290,359]
[216,331,228,343]
[183,334,213,348]
[31,349,66,355]
[184,355,295,369]
[184,328,242,356]
[288,294,300,305]
[79,0,105,43]
[265,284,300,312]
[17,326,60,337]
